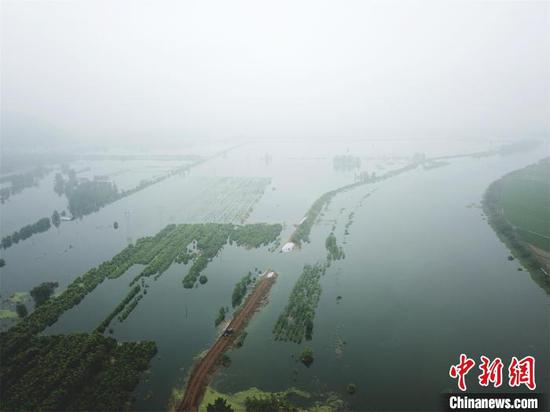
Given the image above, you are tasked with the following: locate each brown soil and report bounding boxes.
[177,272,277,412]
[529,244,550,273]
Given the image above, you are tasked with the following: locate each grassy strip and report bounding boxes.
[291,161,421,245]
[96,285,141,333]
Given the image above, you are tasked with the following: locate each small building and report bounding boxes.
[282,242,295,253]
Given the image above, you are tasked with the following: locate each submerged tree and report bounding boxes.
[300,347,314,367]
[207,397,234,412]
[15,303,28,318]
[30,281,59,307]
[52,210,61,228]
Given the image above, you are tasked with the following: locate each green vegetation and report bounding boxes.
[235,331,248,348]
[183,225,234,288]
[0,227,171,357]
[0,310,17,319]
[54,172,65,195]
[299,347,314,367]
[0,166,51,203]
[232,272,253,308]
[0,333,156,411]
[8,292,27,303]
[199,275,208,284]
[119,293,143,322]
[51,210,61,228]
[325,233,344,262]
[1,217,51,249]
[120,223,279,289]
[0,258,5,267]
[53,157,259,223]
[194,385,345,412]
[245,395,298,412]
[66,180,119,218]
[96,285,142,333]
[30,281,59,307]
[291,161,421,245]
[215,307,227,327]
[333,155,361,171]
[220,354,232,368]
[483,158,550,286]
[15,303,28,318]
[0,222,282,410]
[346,384,357,394]
[230,223,283,248]
[207,397,234,412]
[492,158,550,252]
[344,212,354,236]
[273,264,325,343]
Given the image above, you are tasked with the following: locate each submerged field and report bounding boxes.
[1,139,549,411]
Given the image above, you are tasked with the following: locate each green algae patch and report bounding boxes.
[0,310,18,319]
[9,292,28,303]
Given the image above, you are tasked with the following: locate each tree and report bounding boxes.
[199,275,208,284]
[113,221,119,229]
[244,395,297,412]
[52,210,61,228]
[300,347,314,367]
[54,173,65,196]
[207,397,234,412]
[15,303,28,318]
[30,281,59,307]
[0,258,5,267]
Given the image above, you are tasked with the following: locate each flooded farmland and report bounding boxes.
[1,139,548,411]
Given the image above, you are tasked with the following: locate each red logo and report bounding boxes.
[508,356,536,390]
[449,354,476,391]
[478,356,503,388]
[450,355,536,392]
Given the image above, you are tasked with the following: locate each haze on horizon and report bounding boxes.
[1,0,549,150]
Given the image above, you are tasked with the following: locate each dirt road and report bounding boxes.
[177,271,277,412]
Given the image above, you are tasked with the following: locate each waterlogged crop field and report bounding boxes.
[177,177,271,223]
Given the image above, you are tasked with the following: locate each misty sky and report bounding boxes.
[1,0,549,147]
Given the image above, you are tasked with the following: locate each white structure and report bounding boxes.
[281,242,295,253]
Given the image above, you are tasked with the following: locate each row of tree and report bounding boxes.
[272,264,326,343]
[291,160,422,245]
[325,232,345,262]
[232,272,253,308]
[1,217,51,249]
[0,166,51,203]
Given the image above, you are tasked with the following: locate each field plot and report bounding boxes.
[500,158,550,251]
[175,177,271,223]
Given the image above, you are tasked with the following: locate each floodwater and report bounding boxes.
[0,139,548,411]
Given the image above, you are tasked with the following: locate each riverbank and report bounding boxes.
[482,158,550,293]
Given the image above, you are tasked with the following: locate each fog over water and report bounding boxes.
[2,0,549,150]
